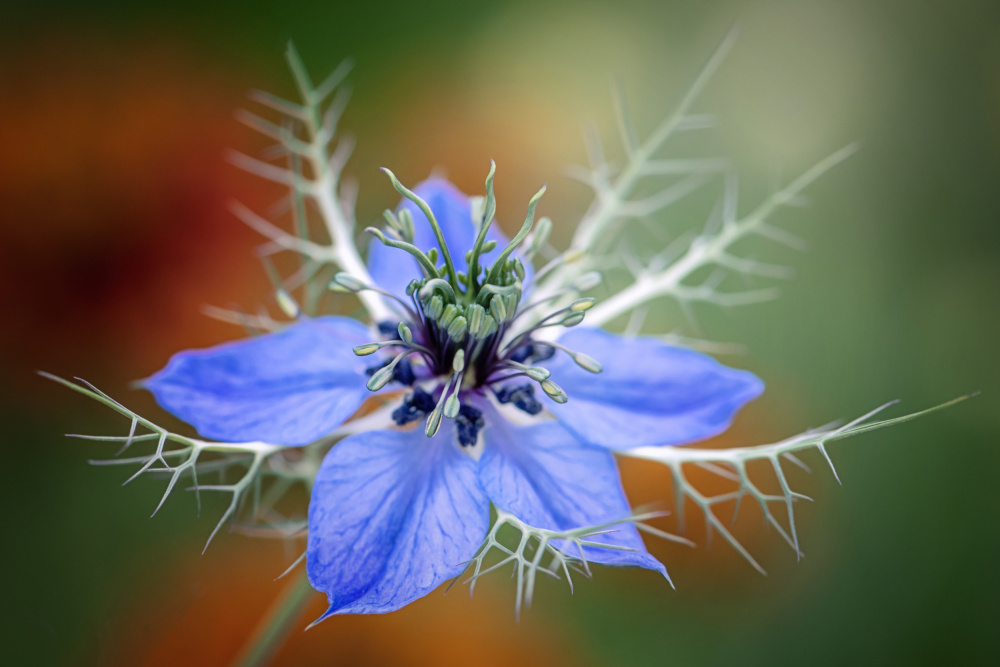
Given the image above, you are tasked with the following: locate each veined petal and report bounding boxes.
[308,427,490,618]
[145,317,372,446]
[478,408,666,575]
[546,328,764,449]
[367,178,518,298]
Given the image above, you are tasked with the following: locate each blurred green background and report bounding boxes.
[2,0,997,665]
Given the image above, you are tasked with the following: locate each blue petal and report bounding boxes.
[546,328,764,449]
[478,408,666,575]
[308,427,490,617]
[145,317,373,446]
[367,178,519,299]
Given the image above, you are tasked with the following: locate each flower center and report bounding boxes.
[341,163,604,446]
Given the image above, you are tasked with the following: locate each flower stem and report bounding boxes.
[232,568,316,667]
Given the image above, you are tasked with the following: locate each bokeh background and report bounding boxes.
[2,0,998,665]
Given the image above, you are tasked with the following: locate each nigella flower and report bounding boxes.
[145,165,762,620]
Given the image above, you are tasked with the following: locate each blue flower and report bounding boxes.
[145,176,762,619]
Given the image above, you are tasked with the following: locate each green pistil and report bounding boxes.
[484,184,546,287]
[381,167,460,293]
[466,160,498,296]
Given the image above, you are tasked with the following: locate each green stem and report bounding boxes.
[232,568,316,667]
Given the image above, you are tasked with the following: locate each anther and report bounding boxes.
[439,303,459,328]
[328,272,366,293]
[353,343,382,356]
[489,297,507,323]
[444,393,461,419]
[475,314,498,340]
[466,304,486,336]
[524,366,551,382]
[426,295,444,320]
[447,316,468,341]
[512,258,525,281]
[366,352,414,391]
[570,352,603,373]
[540,379,568,403]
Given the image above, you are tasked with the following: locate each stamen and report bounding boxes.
[452,349,466,373]
[353,342,383,356]
[538,340,604,374]
[489,296,507,323]
[504,361,550,382]
[329,273,419,321]
[473,313,498,340]
[328,272,367,293]
[444,393,461,419]
[426,295,444,320]
[466,304,486,336]
[540,379,568,403]
[365,356,415,387]
[367,350,415,391]
[446,316,468,342]
[439,303,459,329]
